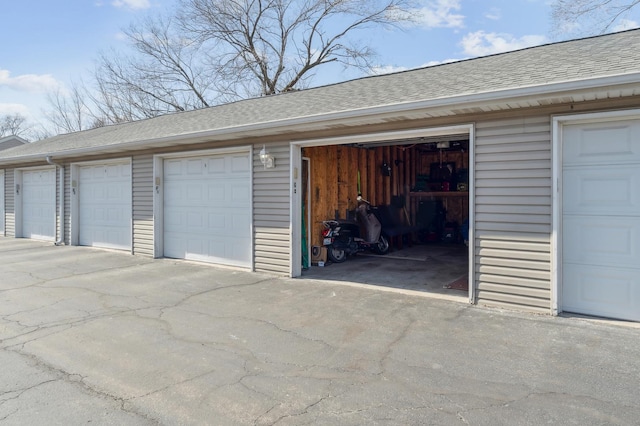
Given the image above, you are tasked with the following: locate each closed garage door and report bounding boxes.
[562,117,640,321]
[78,162,132,250]
[21,168,56,241]
[163,152,251,267]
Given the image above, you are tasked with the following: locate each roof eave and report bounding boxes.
[1,71,640,166]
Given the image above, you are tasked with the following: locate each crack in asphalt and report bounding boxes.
[0,260,152,294]
[267,393,333,425]
[0,346,161,425]
[3,241,639,425]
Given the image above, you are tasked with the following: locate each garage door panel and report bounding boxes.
[562,117,640,322]
[165,159,183,176]
[563,165,640,215]
[78,163,131,250]
[563,264,640,321]
[230,155,250,172]
[231,183,251,203]
[187,158,204,175]
[22,169,56,241]
[563,120,640,165]
[563,216,640,267]
[207,157,226,173]
[164,152,251,268]
[187,184,204,201]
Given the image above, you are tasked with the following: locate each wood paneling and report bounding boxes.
[303,143,469,246]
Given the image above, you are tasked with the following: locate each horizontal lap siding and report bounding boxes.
[474,116,552,313]
[4,169,14,236]
[253,143,291,275]
[132,155,154,257]
[64,166,71,244]
[55,169,59,242]
[0,170,4,236]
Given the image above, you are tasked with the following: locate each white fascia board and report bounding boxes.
[1,71,639,166]
[263,72,640,130]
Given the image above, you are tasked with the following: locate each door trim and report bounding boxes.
[551,108,640,316]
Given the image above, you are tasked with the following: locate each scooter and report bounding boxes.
[321,196,390,263]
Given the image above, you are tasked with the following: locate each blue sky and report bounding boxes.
[1,0,638,134]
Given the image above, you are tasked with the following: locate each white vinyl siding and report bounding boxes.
[474,116,552,313]
[133,155,154,257]
[253,143,291,275]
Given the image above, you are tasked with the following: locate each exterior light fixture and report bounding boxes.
[259,145,275,169]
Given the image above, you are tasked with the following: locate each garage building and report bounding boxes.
[1,30,640,322]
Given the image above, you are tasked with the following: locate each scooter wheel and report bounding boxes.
[327,247,347,263]
[373,235,390,255]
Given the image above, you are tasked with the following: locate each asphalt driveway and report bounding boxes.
[1,238,639,425]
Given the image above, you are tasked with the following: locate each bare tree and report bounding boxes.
[178,0,412,98]
[71,0,414,124]
[552,0,640,35]
[1,113,30,138]
[92,15,218,122]
[0,113,53,141]
[44,82,96,134]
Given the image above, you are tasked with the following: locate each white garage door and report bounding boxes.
[163,152,251,267]
[78,162,132,250]
[562,118,640,321]
[22,169,56,241]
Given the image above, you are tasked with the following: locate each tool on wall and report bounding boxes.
[380,161,391,176]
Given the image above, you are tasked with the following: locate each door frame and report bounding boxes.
[153,146,254,264]
[290,124,476,304]
[13,166,57,241]
[551,108,640,316]
[70,158,133,251]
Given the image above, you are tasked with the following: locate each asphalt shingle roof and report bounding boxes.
[2,29,640,161]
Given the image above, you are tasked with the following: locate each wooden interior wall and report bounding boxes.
[303,144,469,246]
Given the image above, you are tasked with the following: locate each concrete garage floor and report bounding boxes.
[301,243,469,299]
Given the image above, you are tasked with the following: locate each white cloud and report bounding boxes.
[612,18,639,32]
[404,0,465,29]
[112,0,151,10]
[460,31,547,57]
[370,65,409,75]
[0,69,62,93]
[0,103,30,117]
[422,58,463,67]
[484,8,501,21]
[371,57,463,75]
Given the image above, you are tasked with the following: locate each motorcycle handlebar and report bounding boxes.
[356,195,370,205]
